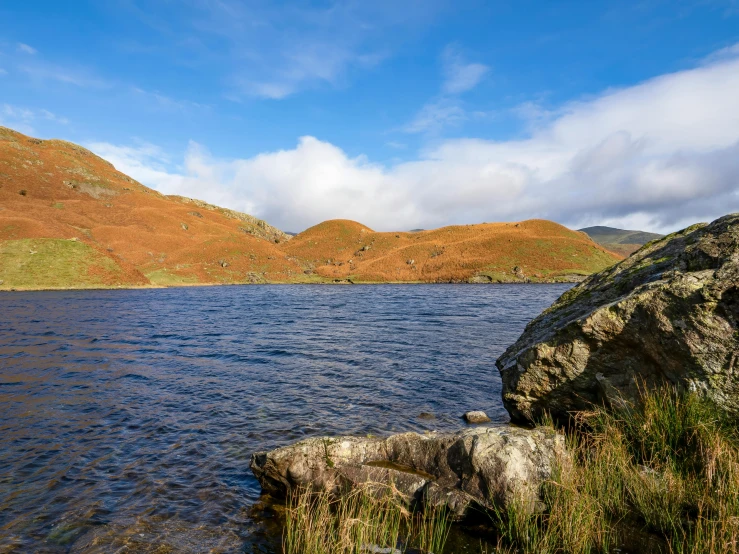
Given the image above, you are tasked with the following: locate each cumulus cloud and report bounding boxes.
[90,46,739,234]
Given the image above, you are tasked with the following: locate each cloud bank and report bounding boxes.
[91,47,739,234]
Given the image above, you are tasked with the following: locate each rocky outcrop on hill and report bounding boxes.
[497,213,739,424]
[250,426,566,519]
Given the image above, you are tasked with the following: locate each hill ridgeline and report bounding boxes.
[0,126,621,289]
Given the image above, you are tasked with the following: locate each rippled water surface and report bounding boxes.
[0,284,571,552]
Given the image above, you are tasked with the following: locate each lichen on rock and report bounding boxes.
[250,426,566,519]
[496,213,739,424]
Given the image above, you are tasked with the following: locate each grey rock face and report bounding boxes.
[496,213,739,425]
[463,411,492,423]
[250,426,566,519]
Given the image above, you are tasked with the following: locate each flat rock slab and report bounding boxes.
[250,426,565,519]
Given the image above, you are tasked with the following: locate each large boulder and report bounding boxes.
[497,213,739,424]
[250,426,565,519]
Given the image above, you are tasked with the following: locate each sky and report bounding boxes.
[1,1,738,233]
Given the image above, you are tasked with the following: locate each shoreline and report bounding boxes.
[0,279,582,292]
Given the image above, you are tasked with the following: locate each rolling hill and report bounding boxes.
[0,126,309,289]
[0,126,622,289]
[579,225,663,257]
[283,219,621,283]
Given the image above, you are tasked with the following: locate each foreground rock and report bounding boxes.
[250,426,565,519]
[497,213,739,424]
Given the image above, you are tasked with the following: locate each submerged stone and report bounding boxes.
[463,411,491,423]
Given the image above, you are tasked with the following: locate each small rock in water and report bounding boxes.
[418,412,435,420]
[463,411,491,423]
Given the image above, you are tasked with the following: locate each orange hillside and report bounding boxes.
[0,126,622,289]
[282,219,622,283]
[0,126,303,289]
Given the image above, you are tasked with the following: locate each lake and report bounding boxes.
[0,284,571,552]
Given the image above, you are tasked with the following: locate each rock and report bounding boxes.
[496,213,739,424]
[250,426,566,519]
[463,411,491,423]
[418,412,435,420]
[180,222,188,231]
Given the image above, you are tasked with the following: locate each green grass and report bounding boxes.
[283,387,739,554]
[283,484,452,554]
[0,238,123,289]
[145,268,200,286]
[489,385,739,554]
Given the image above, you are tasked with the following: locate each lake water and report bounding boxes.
[0,284,571,553]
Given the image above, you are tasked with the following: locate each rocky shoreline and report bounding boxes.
[250,213,739,546]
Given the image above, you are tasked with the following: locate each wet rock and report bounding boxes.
[418,412,435,420]
[250,426,566,519]
[463,411,491,424]
[496,213,739,424]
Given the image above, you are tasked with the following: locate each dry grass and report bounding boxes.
[489,386,739,554]
[287,388,739,554]
[283,483,451,554]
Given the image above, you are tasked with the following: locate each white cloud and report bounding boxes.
[441,45,489,94]
[131,87,209,111]
[91,45,739,234]
[0,68,7,76]
[405,44,489,134]
[137,0,442,100]
[0,104,69,133]
[17,43,37,55]
[19,62,109,88]
[403,99,467,133]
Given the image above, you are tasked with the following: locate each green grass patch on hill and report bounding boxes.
[0,238,122,289]
[145,268,199,286]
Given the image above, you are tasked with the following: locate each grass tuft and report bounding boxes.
[283,483,452,554]
[281,386,739,553]
[489,385,739,553]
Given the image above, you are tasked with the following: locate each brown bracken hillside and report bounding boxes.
[0,126,621,289]
[282,219,621,283]
[0,126,305,289]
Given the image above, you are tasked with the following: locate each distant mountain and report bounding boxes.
[579,225,663,257]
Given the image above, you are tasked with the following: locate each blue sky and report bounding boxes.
[1,0,739,232]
